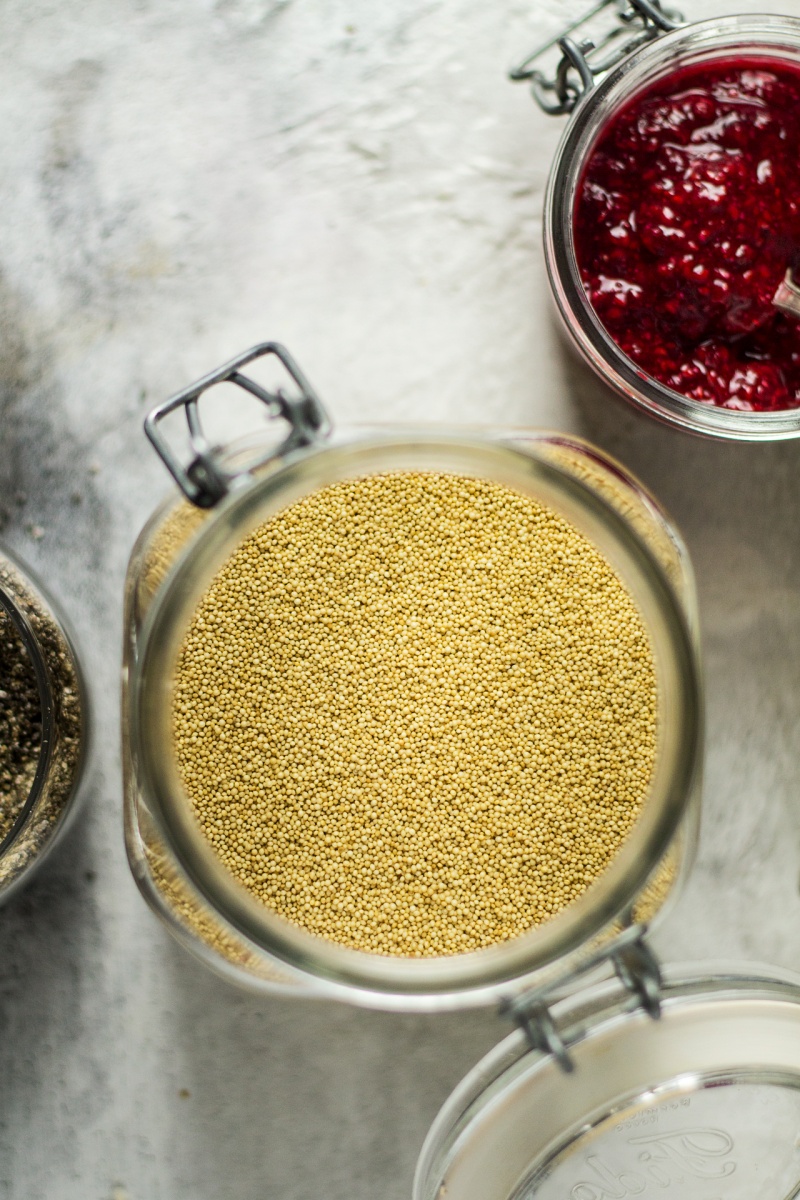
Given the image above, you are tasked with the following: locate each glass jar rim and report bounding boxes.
[544,13,800,441]
[132,429,702,1006]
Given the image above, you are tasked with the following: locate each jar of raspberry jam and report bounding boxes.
[513,3,800,439]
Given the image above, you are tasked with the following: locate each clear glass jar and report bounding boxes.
[0,548,88,900]
[122,343,702,1009]
[523,9,800,439]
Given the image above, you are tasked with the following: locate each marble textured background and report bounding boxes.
[1,1,800,1197]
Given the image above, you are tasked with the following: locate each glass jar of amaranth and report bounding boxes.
[122,342,702,1010]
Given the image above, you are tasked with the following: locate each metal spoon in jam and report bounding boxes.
[773,269,800,320]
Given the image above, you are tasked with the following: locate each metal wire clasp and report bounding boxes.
[500,925,662,1073]
[144,343,331,509]
[509,0,683,115]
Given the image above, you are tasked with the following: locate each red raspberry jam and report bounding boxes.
[574,58,800,411]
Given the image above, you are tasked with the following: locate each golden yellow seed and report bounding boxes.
[171,471,658,958]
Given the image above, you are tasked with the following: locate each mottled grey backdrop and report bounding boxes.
[1,1,799,1197]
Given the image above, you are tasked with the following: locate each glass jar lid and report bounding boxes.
[416,966,800,1200]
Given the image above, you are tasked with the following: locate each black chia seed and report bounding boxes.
[0,556,85,892]
[0,606,42,844]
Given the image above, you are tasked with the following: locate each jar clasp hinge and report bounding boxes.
[509,0,683,115]
[144,343,332,509]
[499,924,662,1073]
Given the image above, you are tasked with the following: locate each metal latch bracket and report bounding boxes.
[509,0,683,115]
[145,343,332,509]
[500,924,662,1073]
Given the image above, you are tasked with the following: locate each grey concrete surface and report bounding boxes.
[0,1,799,1197]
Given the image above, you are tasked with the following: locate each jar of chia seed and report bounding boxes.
[123,342,702,1008]
[0,549,88,900]
[512,3,800,439]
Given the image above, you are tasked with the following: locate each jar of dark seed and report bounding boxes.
[0,549,88,899]
[122,343,702,1009]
